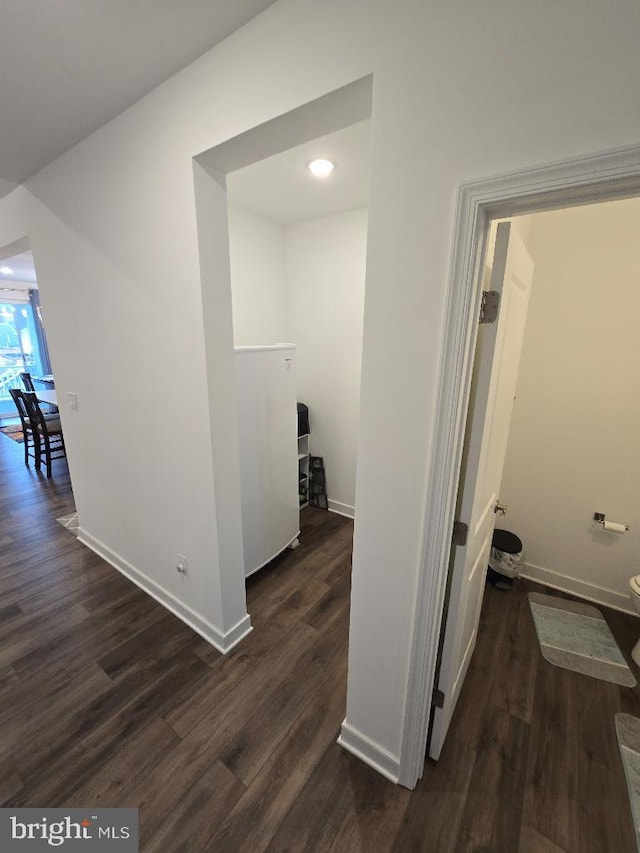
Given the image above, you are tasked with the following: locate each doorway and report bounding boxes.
[434,197,640,758]
[191,76,372,644]
[400,144,640,789]
[225,118,371,590]
[496,200,638,611]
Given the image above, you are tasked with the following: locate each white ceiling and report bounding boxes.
[0,0,277,193]
[227,120,372,224]
[0,122,372,278]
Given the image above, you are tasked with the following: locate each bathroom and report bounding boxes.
[492,197,639,619]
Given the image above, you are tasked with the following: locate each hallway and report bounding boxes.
[0,429,637,850]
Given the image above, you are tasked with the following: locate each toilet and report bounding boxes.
[628,575,640,665]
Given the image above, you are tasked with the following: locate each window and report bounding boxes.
[0,290,50,416]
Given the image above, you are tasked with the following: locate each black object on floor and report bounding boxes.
[309,456,328,510]
[487,567,513,589]
[492,528,522,555]
[488,527,523,587]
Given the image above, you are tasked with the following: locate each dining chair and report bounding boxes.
[9,388,38,469]
[20,371,59,415]
[20,372,36,392]
[22,391,66,478]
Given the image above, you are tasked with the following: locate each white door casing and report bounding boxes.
[429,221,534,760]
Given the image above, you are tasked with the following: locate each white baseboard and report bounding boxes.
[328,499,355,520]
[520,561,635,616]
[338,719,400,783]
[77,528,253,653]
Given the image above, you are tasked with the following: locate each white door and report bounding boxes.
[429,221,534,759]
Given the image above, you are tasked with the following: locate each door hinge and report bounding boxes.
[452,520,468,547]
[432,688,445,709]
[479,290,500,324]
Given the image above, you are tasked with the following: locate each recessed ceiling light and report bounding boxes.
[308,159,335,178]
[0,267,13,275]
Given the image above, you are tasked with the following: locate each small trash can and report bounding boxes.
[487,528,523,589]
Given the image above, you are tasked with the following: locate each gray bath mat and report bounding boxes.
[616,714,640,851]
[528,592,636,687]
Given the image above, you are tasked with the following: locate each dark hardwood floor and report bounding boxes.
[0,429,638,851]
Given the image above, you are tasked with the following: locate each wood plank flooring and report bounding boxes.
[0,429,638,851]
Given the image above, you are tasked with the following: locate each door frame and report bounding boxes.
[398,142,640,789]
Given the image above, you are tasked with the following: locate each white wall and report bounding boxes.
[1,0,639,782]
[228,205,287,346]
[285,208,367,516]
[229,204,367,515]
[500,199,640,613]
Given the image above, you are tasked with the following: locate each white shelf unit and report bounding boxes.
[298,434,310,509]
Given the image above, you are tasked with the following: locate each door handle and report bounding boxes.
[494,500,507,516]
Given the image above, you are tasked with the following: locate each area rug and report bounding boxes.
[528,592,636,687]
[616,714,640,851]
[0,424,24,443]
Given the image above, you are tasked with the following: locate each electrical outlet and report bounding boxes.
[176,555,188,574]
[68,392,78,410]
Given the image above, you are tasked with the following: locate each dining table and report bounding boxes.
[35,389,58,407]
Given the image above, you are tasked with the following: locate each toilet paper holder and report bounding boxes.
[593,512,629,532]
